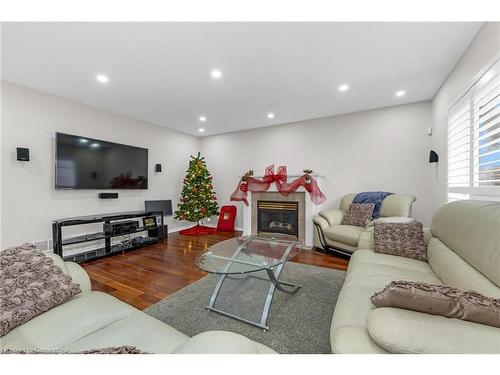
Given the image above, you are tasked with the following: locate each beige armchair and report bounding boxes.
[313,193,416,256]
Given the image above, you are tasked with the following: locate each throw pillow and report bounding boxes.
[0,243,81,336]
[1,346,148,354]
[373,221,427,261]
[343,203,375,227]
[371,281,500,328]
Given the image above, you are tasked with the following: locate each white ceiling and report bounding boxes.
[1,22,482,136]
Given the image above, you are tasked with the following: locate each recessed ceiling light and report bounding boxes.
[339,84,349,92]
[211,70,222,79]
[79,138,89,144]
[267,113,275,119]
[199,116,207,122]
[96,74,109,84]
[198,128,205,133]
[90,143,100,148]
[395,90,406,97]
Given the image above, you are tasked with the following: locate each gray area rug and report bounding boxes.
[144,262,346,354]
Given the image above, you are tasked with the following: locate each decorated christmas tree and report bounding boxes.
[175,153,219,227]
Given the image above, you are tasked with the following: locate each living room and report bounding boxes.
[1,1,500,373]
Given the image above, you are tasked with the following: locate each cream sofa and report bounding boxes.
[313,193,416,256]
[0,254,275,354]
[330,200,500,354]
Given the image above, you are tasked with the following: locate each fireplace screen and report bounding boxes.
[257,200,299,237]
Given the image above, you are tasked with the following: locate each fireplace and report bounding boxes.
[257,200,299,238]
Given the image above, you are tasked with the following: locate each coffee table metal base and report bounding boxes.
[205,261,301,331]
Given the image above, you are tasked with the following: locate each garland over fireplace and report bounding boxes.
[257,200,299,238]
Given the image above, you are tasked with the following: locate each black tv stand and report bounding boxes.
[52,210,166,263]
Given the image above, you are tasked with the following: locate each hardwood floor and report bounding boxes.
[81,231,349,310]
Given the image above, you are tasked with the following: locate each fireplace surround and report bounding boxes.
[242,173,324,247]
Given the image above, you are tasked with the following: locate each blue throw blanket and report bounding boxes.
[353,191,393,219]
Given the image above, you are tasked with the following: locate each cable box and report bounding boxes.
[103,220,139,235]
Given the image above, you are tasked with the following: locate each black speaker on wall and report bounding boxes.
[429,150,439,163]
[16,147,30,161]
[98,192,119,199]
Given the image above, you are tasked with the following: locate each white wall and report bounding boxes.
[201,101,435,227]
[1,81,200,247]
[4,22,496,248]
[431,22,500,207]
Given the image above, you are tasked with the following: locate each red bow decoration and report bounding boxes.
[230,165,326,206]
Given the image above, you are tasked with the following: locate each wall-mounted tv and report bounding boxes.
[55,132,148,190]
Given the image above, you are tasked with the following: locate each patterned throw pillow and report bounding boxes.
[1,346,148,354]
[0,243,81,336]
[343,203,375,227]
[371,281,500,328]
[373,221,427,261]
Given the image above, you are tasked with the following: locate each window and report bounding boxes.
[447,59,500,202]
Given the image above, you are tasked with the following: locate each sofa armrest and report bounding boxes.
[367,307,500,354]
[423,227,433,245]
[66,262,92,293]
[357,227,374,249]
[313,215,329,231]
[46,253,91,293]
[318,209,345,227]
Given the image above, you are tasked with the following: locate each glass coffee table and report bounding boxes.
[195,235,304,330]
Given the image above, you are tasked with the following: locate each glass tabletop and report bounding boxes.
[195,235,304,275]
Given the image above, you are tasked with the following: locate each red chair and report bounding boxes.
[217,205,237,232]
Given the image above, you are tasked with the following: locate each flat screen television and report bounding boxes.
[55,132,148,190]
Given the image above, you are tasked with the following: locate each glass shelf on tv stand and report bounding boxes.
[61,226,155,246]
[62,233,159,262]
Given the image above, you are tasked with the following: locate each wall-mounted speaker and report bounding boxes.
[98,192,119,199]
[429,150,439,163]
[155,164,162,173]
[16,147,30,161]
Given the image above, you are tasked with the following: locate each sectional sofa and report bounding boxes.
[331,200,500,353]
[0,253,275,354]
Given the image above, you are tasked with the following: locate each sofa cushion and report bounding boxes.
[350,249,434,274]
[378,194,416,217]
[331,250,442,336]
[171,331,276,354]
[367,307,500,354]
[428,238,500,298]
[430,200,500,287]
[343,203,375,227]
[64,310,188,354]
[344,257,441,291]
[323,225,364,247]
[1,291,137,350]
